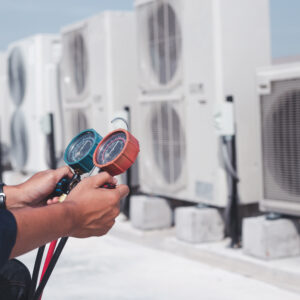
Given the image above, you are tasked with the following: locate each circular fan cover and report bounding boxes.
[10,109,28,169]
[69,32,88,95]
[148,2,181,85]
[8,47,26,106]
[151,103,185,184]
[264,89,300,196]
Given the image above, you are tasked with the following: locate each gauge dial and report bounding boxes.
[64,129,102,174]
[66,131,95,163]
[94,132,126,165]
[93,129,140,176]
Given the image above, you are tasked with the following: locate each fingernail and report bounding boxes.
[112,177,118,184]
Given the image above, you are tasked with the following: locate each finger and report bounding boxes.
[47,199,57,205]
[47,197,60,205]
[114,184,129,199]
[89,172,115,187]
[54,166,73,181]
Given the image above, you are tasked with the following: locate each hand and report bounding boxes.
[63,172,129,238]
[5,166,73,209]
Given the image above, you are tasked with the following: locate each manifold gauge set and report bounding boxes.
[30,125,140,300]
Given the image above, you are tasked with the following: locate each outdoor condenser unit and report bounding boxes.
[60,11,137,144]
[5,35,63,173]
[134,0,271,206]
[0,51,11,169]
[257,63,300,216]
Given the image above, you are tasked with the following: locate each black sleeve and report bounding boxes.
[0,210,17,269]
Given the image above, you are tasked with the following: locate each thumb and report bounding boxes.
[115,184,129,199]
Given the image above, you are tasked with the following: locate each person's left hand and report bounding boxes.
[5,166,73,209]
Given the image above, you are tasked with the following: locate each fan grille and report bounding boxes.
[71,109,88,136]
[8,47,26,106]
[147,1,181,85]
[63,29,88,98]
[150,102,185,184]
[261,79,300,202]
[10,109,28,169]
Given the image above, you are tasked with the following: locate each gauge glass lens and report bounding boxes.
[95,132,127,165]
[66,131,95,163]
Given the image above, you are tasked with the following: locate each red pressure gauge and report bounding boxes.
[93,129,140,176]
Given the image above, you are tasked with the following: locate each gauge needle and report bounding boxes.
[76,141,89,158]
[109,141,119,156]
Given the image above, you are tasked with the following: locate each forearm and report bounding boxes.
[9,203,74,258]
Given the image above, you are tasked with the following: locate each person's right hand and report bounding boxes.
[63,172,129,238]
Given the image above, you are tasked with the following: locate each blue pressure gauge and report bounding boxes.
[64,129,102,174]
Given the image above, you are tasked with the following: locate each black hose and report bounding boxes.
[229,135,240,247]
[0,118,3,182]
[29,113,57,298]
[221,137,239,181]
[32,174,81,299]
[48,113,57,170]
[28,245,45,300]
[222,136,240,247]
[122,106,131,218]
[32,237,68,300]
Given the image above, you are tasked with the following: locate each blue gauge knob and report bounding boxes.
[64,129,102,174]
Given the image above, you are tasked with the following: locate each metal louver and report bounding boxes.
[71,109,89,136]
[8,47,26,106]
[63,28,89,100]
[144,1,181,86]
[261,79,300,203]
[70,32,88,94]
[8,47,28,170]
[10,109,28,169]
[150,102,185,184]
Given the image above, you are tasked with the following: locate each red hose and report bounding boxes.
[38,240,57,300]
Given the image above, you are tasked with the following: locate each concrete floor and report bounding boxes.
[19,232,300,300]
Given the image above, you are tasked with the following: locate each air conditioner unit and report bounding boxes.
[0,52,5,108]
[5,34,64,174]
[257,63,300,216]
[60,11,137,144]
[0,52,6,139]
[134,0,271,206]
[0,52,10,169]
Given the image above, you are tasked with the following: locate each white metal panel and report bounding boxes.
[219,0,271,205]
[60,11,137,142]
[135,0,271,206]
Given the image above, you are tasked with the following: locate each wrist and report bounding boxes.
[4,185,24,210]
[61,201,77,236]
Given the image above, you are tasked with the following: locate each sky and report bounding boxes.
[0,0,299,58]
[271,0,300,57]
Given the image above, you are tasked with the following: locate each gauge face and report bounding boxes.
[95,132,127,166]
[66,131,95,163]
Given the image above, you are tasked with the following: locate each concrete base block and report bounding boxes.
[175,206,224,243]
[130,195,172,230]
[243,216,300,260]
